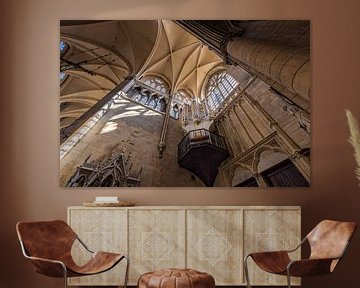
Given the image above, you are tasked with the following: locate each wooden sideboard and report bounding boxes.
[67,206,301,286]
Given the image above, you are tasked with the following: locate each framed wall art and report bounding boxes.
[59,20,310,187]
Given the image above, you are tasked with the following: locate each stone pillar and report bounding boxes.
[290,151,311,182]
[233,102,255,149]
[227,37,310,102]
[226,110,243,155]
[145,93,153,106]
[203,100,210,117]
[182,104,188,124]
[191,99,197,120]
[242,93,277,129]
[154,97,161,109]
[253,173,267,187]
[229,105,250,151]
[217,118,236,157]
[158,94,172,158]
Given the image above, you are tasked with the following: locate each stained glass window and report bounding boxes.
[206,71,238,111]
[60,40,69,84]
[60,40,68,54]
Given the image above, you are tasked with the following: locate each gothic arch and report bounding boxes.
[252,145,288,174]
[225,162,253,187]
[230,164,254,187]
[139,73,171,95]
[200,65,226,99]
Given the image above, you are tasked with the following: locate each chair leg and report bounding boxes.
[123,255,130,288]
[244,255,252,288]
[286,269,291,288]
[62,264,68,288]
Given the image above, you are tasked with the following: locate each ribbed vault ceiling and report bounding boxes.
[60,20,224,130]
[60,21,158,129]
[139,20,224,99]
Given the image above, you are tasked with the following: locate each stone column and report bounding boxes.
[217,117,236,157]
[233,102,255,149]
[154,97,161,110]
[158,94,172,158]
[203,100,210,117]
[227,37,310,104]
[226,110,243,155]
[228,106,247,152]
[191,99,196,120]
[253,173,267,187]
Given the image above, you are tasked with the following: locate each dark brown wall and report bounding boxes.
[1,0,360,287]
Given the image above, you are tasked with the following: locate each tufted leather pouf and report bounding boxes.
[138,268,215,288]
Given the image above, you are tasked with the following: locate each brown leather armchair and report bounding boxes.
[244,220,356,288]
[16,220,129,288]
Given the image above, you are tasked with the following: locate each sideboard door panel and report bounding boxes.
[67,206,300,286]
[128,209,186,284]
[243,208,301,286]
[68,208,127,286]
[186,209,243,285]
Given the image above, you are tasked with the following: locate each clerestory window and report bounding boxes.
[141,76,168,94]
[206,71,238,111]
[60,40,68,55]
[60,40,69,84]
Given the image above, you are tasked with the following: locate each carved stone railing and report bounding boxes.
[178,129,227,161]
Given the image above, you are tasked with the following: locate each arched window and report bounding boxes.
[141,76,169,94]
[148,96,157,109]
[60,72,68,84]
[171,90,192,119]
[156,98,166,112]
[140,94,149,105]
[170,104,180,119]
[60,40,68,55]
[132,91,142,102]
[60,40,69,84]
[206,71,238,111]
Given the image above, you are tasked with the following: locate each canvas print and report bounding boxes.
[60,20,310,187]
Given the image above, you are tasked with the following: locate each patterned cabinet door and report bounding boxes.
[243,208,301,286]
[128,209,186,284]
[186,209,243,285]
[68,208,128,286]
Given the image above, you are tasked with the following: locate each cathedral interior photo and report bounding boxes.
[60,20,311,187]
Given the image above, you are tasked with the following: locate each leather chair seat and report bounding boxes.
[250,251,291,274]
[16,220,129,288]
[138,268,215,288]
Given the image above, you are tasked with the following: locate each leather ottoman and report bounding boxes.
[138,268,215,288]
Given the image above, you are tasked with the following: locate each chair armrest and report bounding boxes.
[287,258,336,277]
[245,237,306,258]
[247,250,290,258]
